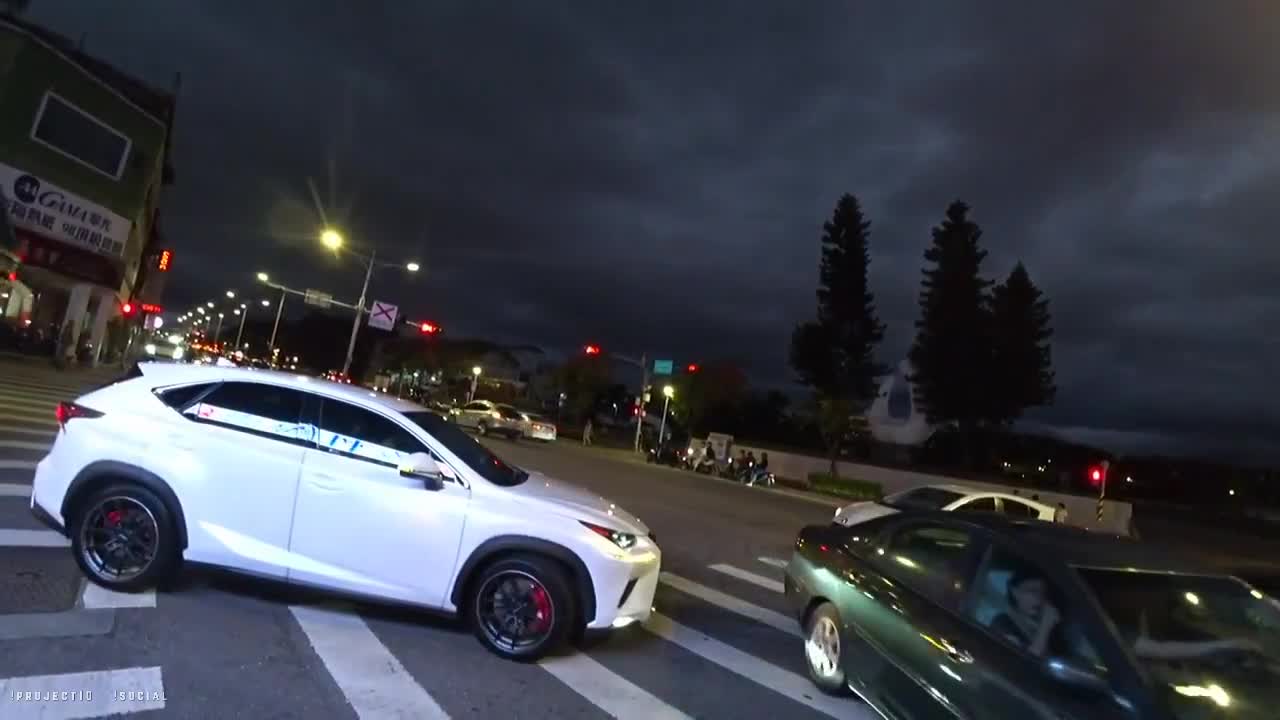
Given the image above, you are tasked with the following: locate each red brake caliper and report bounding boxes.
[529,585,552,633]
[105,510,123,527]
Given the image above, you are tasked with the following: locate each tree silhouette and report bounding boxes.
[989,262,1056,422]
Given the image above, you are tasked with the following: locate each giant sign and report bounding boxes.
[0,162,132,259]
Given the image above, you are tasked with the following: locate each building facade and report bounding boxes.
[0,15,176,364]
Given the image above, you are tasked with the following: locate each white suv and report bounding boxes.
[30,363,660,660]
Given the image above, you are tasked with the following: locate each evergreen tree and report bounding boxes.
[790,194,886,477]
[908,200,992,444]
[989,262,1056,422]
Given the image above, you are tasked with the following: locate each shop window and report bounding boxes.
[30,92,132,179]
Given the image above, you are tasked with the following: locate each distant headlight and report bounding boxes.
[144,343,157,355]
[172,347,184,360]
[581,521,637,549]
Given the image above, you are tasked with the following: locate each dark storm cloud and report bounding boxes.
[30,1,1280,461]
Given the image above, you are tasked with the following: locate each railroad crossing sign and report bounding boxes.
[303,289,332,308]
[653,359,673,375]
[368,300,398,331]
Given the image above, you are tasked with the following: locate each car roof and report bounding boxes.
[130,362,424,415]
[899,510,1219,575]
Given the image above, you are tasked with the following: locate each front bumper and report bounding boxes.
[586,536,661,630]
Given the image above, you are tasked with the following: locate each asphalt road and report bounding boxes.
[0,358,866,720]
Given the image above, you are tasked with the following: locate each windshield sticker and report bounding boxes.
[188,404,315,441]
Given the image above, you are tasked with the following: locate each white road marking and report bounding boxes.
[0,666,165,718]
[659,572,799,637]
[0,411,56,427]
[644,613,869,720]
[0,529,68,547]
[0,440,50,451]
[290,604,450,719]
[0,460,38,470]
[0,483,31,497]
[80,582,156,609]
[757,556,787,569]
[708,564,784,594]
[0,390,56,404]
[0,424,55,436]
[540,652,692,720]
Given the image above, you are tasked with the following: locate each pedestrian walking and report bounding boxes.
[582,418,593,446]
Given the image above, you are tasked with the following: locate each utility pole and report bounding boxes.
[341,249,375,378]
[268,287,285,358]
[633,353,648,453]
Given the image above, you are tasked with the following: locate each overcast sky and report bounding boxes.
[30,1,1280,463]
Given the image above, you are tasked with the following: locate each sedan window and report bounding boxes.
[881,525,975,608]
[405,411,527,487]
[1001,500,1039,519]
[183,382,311,442]
[884,487,965,511]
[317,400,427,467]
[958,497,997,513]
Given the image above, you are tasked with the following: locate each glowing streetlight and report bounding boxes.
[468,366,482,403]
[472,366,482,376]
[256,272,269,282]
[205,301,214,308]
[658,385,675,446]
[225,290,235,299]
[233,309,241,316]
[261,299,271,307]
[196,307,205,315]
[406,262,420,272]
[321,228,344,250]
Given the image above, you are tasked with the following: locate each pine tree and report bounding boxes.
[908,200,992,441]
[790,194,886,477]
[989,262,1056,423]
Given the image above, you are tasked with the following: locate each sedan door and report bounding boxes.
[287,398,469,607]
[165,381,311,577]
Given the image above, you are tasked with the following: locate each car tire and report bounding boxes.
[469,554,577,662]
[70,482,180,594]
[804,602,851,695]
[476,421,488,436]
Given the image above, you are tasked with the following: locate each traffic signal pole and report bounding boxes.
[633,353,648,453]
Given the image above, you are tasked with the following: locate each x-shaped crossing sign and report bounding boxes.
[368,300,398,331]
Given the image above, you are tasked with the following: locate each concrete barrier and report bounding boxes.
[701,438,1134,537]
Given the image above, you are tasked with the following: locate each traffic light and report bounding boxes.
[686,363,699,373]
[419,321,440,334]
[584,344,601,355]
[1086,462,1109,488]
[120,302,136,316]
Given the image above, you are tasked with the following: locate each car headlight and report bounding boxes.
[491,411,502,419]
[581,521,636,549]
[144,343,157,355]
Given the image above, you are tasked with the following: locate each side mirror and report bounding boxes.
[398,452,454,490]
[1045,657,1108,693]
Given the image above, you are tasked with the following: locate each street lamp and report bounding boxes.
[321,228,343,250]
[205,301,214,308]
[469,365,482,402]
[406,262,420,272]
[225,290,235,299]
[256,272,269,282]
[659,385,674,447]
[214,312,225,344]
[233,301,252,349]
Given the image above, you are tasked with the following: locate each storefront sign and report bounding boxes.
[0,162,132,258]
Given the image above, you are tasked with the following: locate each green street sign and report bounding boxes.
[653,359,673,375]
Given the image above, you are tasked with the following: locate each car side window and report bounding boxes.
[155,382,216,411]
[879,524,977,609]
[966,546,1105,670]
[1002,500,1039,519]
[182,382,311,443]
[464,402,486,411]
[958,497,997,513]
[317,400,429,467]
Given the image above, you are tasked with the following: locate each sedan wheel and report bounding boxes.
[71,483,179,593]
[476,422,488,436]
[804,603,850,695]
[470,554,576,661]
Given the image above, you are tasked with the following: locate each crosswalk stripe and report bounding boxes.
[0,383,87,395]
[80,582,157,609]
[0,440,49,451]
[0,413,56,427]
[0,394,57,407]
[0,482,31,497]
[0,666,166,718]
[708,564,784,593]
[644,613,865,720]
[0,460,37,470]
[540,652,693,720]
[0,386,63,399]
[0,528,68,547]
[757,556,788,569]
[659,572,799,637]
[290,604,451,719]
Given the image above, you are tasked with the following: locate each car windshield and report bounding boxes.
[496,405,524,420]
[1078,568,1280,719]
[404,411,528,487]
[884,486,965,511]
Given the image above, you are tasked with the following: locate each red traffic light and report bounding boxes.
[120,302,135,316]
[686,363,699,373]
[584,344,601,355]
[1086,464,1108,487]
[419,322,439,334]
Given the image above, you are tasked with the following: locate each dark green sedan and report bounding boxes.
[785,511,1280,719]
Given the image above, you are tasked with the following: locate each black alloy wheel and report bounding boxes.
[71,483,179,593]
[471,554,575,661]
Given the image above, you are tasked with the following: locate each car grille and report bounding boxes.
[618,578,638,608]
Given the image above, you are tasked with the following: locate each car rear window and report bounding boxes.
[885,487,965,511]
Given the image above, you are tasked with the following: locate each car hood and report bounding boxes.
[509,471,649,535]
[833,501,899,527]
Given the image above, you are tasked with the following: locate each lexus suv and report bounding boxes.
[30,363,660,660]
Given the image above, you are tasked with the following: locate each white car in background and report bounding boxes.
[29,362,659,661]
[520,411,558,442]
[833,483,1057,527]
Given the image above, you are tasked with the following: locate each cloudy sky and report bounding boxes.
[29,1,1280,462]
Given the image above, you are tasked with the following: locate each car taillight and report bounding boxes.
[56,402,103,427]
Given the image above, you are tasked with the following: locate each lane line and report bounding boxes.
[0,440,50,451]
[644,613,870,720]
[708,564,784,594]
[0,529,68,547]
[757,556,787,569]
[0,424,56,436]
[0,460,38,470]
[0,412,57,427]
[659,572,799,637]
[289,604,451,719]
[539,652,693,720]
[0,666,165,718]
[0,395,57,409]
[80,582,156,609]
[0,483,31,497]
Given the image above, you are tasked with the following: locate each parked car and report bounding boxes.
[519,411,558,442]
[29,362,660,661]
[833,483,1057,527]
[786,510,1280,718]
[453,399,524,439]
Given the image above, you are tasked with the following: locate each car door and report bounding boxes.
[165,380,311,577]
[957,543,1136,719]
[847,521,989,718]
[288,397,470,607]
